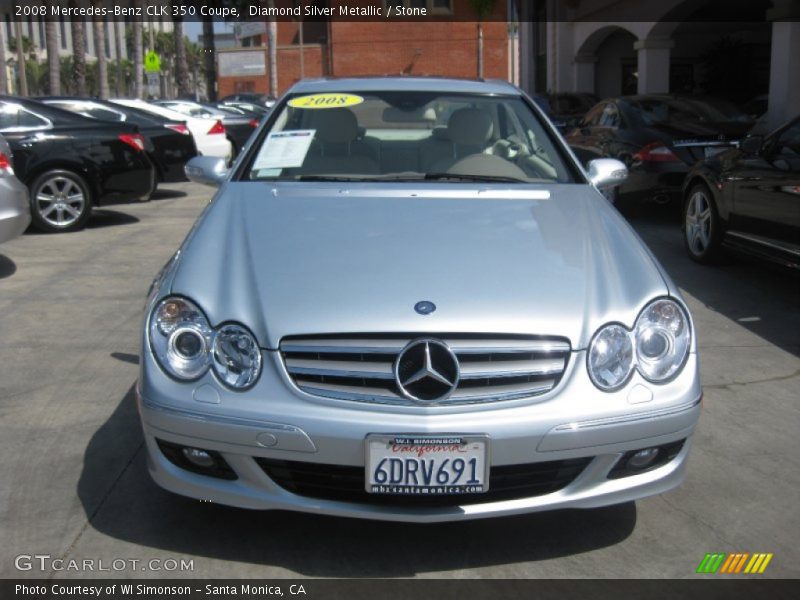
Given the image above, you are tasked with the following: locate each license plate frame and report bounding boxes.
[365,434,490,495]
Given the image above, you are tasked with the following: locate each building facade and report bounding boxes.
[518,0,800,130]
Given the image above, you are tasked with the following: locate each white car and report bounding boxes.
[111,99,231,161]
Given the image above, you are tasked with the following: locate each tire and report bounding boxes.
[29,170,92,233]
[683,183,723,264]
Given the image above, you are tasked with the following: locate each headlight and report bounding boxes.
[149,297,212,380]
[212,323,262,389]
[588,298,691,391]
[634,299,691,382]
[148,297,262,389]
[588,324,634,391]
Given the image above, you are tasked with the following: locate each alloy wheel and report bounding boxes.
[35,175,86,228]
[685,190,712,256]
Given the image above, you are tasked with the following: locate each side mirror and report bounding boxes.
[184,156,228,187]
[587,158,628,189]
[740,135,763,155]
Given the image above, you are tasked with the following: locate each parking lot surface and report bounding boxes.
[0,183,798,578]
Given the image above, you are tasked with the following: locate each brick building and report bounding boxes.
[216,2,511,98]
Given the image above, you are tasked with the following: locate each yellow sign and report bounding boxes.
[144,51,161,73]
[288,93,364,109]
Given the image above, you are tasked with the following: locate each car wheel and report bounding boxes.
[29,170,92,233]
[683,184,722,263]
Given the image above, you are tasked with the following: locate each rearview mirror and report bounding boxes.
[587,158,628,189]
[185,156,228,187]
[740,135,763,155]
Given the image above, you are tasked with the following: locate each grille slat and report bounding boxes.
[281,334,570,406]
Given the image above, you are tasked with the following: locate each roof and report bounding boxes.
[288,76,520,95]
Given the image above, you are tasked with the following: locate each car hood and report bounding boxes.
[168,183,669,350]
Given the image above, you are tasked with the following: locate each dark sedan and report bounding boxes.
[683,116,800,269]
[566,95,754,205]
[0,96,154,232]
[38,97,198,184]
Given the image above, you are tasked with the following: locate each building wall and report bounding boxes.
[216,45,326,98]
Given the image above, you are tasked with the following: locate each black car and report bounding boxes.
[219,93,276,108]
[566,95,755,205]
[0,96,155,232]
[37,97,198,184]
[547,92,599,131]
[682,116,800,269]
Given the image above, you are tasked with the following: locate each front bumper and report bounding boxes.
[137,347,701,523]
[0,175,31,243]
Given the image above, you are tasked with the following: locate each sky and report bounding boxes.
[183,20,235,43]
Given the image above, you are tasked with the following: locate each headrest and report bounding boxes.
[447,108,493,146]
[311,108,359,144]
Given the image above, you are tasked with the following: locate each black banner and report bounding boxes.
[3,579,800,600]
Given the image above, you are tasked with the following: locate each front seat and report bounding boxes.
[301,108,379,175]
[424,108,494,172]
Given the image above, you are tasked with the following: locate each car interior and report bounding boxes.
[248,94,568,182]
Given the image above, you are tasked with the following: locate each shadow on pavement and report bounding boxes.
[621,202,800,357]
[111,352,139,365]
[86,210,141,229]
[77,385,637,577]
[0,254,16,279]
[150,188,188,200]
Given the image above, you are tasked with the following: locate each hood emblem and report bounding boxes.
[394,339,460,403]
[414,300,436,315]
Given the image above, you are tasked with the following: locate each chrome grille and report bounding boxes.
[280,335,571,406]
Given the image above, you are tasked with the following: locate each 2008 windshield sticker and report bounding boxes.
[288,93,364,109]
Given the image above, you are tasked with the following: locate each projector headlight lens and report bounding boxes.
[634,299,691,382]
[149,297,212,380]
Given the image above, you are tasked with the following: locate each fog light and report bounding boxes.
[181,447,215,468]
[628,447,659,469]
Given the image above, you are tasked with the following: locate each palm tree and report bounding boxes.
[0,26,7,94]
[202,14,216,101]
[468,0,496,78]
[133,1,143,98]
[173,9,191,97]
[93,15,109,99]
[70,5,87,96]
[14,19,28,96]
[46,21,60,95]
[268,5,278,96]
[113,21,124,96]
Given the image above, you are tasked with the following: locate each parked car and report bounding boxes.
[0,97,154,232]
[566,95,754,205]
[110,99,232,162]
[139,77,700,522]
[216,100,270,117]
[548,92,600,130]
[683,115,800,269]
[0,133,30,243]
[220,92,276,108]
[37,97,198,185]
[152,100,259,157]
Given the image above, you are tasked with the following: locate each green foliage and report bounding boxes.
[467,0,496,21]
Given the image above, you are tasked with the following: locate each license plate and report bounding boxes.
[365,435,489,495]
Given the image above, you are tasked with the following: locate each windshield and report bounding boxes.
[242,91,574,183]
[632,98,754,125]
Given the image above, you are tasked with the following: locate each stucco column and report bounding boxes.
[766,2,800,130]
[574,53,597,94]
[634,38,674,94]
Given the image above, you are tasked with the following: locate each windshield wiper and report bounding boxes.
[294,175,375,182]
[423,172,528,183]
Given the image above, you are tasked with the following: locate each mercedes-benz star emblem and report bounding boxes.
[414,300,436,315]
[394,338,460,403]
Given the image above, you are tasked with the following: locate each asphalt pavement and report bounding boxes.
[0,184,797,579]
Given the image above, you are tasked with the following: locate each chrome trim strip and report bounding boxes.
[553,397,702,432]
[726,231,800,256]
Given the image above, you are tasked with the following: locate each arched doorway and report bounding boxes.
[574,25,639,98]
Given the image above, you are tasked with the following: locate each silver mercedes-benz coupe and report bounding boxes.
[138,77,701,522]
